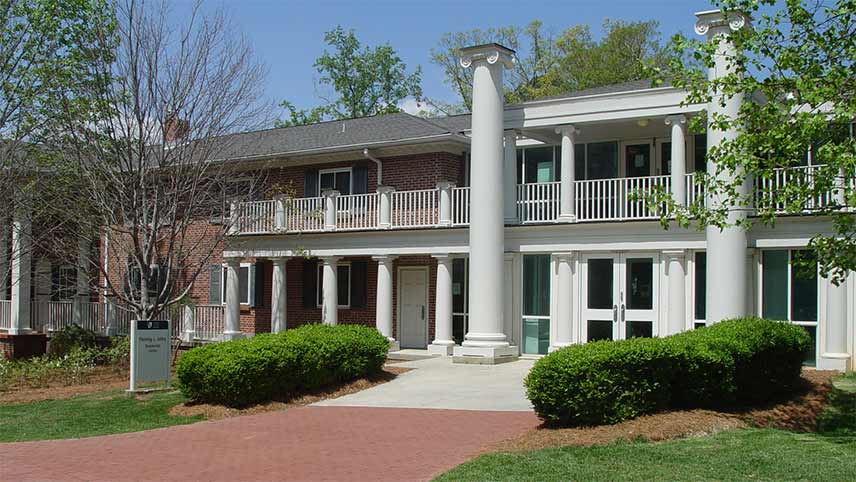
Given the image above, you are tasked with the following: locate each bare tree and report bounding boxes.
[50,0,270,320]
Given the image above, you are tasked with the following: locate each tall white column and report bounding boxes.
[0,211,8,301]
[556,126,578,223]
[664,250,687,334]
[429,254,455,356]
[437,181,455,227]
[503,130,518,224]
[72,237,90,326]
[323,190,339,231]
[320,256,341,325]
[454,43,518,363]
[552,252,575,350]
[271,257,288,333]
[820,277,849,371]
[9,206,31,334]
[372,255,398,350]
[696,10,752,324]
[377,186,395,229]
[223,257,242,340]
[181,305,194,342]
[665,115,688,207]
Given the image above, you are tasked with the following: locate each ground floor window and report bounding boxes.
[207,263,254,306]
[53,266,77,301]
[317,263,351,308]
[452,258,469,345]
[694,251,707,329]
[522,254,551,355]
[761,249,818,365]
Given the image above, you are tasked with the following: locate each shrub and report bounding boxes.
[525,317,811,426]
[47,324,99,358]
[176,324,389,407]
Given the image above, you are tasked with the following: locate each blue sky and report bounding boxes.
[178,0,715,116]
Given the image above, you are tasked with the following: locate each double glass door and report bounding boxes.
[582,253,659,342]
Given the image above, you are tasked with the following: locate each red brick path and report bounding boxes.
[2,406,539,482]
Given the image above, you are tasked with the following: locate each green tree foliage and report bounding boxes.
[650,0,855,283]
[277,26,422,127]
[431,19,668,112]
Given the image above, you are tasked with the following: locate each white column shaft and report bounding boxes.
[9,209,31,334]
[667,116,687,207]
[323,191,339,231]
[557,128,577,222]
[503,131,518,224]
[553,253,574,349]
[271,258,288,333]
[373,256,396,345]
[73,237,90,326]
[223,259,242,339]
[377,187,394,229]
[321,257,340,325]
[824,279,848,355]
[0,211,8,301]
[666,251,687,334]
[429,255,455,355]
[437,182,454,227]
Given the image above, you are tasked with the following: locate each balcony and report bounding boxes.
[231,166,846,235]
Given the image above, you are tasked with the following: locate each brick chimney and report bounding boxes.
[164,112,189,143]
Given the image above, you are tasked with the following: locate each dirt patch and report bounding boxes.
[492,370,838,452]
[170,365,410,420]
[0,367,130,404]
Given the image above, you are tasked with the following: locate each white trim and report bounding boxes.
[316,261,352,309]
[396,265,430,349]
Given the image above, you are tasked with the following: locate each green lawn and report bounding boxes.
[436,429,856,482]
[0,390,203,442]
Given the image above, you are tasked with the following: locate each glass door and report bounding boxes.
[624,143,652,178]
[582,253,659,342]
[522,254,551,354]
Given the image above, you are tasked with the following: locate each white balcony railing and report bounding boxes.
[0,299,10,330]
[231,166,848,234]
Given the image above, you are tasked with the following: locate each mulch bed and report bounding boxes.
[169,365,410,420]
[0,366,131,405]
[491,369,838,452]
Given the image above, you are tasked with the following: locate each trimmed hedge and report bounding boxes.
[176,324,389,407]
[525,317,811,427]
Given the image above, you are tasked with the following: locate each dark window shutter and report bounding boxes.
[254,261,265,307]
[350,260,367,308]
[208,264,222,304]
[302,259,318,308]
[353,165,369,194]
[304,169,319,197]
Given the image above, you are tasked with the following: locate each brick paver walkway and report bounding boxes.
[2,406,539,482]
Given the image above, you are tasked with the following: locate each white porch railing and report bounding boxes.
[189,304,225,341]
[0,299,10,330]
[755,165,835,213]
[285,197,325,232]
[337,193,380,231]
[517,182,560,223]
[391,189,438,228]
[31,301,105,334]
[236,200,277,234]
[452,187,470,226]
[576,175,671,222]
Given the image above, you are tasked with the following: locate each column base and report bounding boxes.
[181,331,195,343]
[222,331,244,341]
[557,214,577,223]
[453,345,519,365]
[427,342,455,356]
[818,353,850,372]
[388,339,400,352]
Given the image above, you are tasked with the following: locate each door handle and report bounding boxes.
[621,304,626,323]
[612,305,618,323]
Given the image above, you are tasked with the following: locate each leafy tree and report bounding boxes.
[649,0,855,283]
[277,26,422,127]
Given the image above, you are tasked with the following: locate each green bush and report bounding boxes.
[525,317,811,427]
[176,324,389,407]
[47,324,99,358]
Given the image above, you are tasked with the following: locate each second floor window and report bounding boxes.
[319,168,352,195]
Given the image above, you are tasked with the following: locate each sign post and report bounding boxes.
[128,319,171,394]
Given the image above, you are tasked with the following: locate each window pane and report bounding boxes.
[628,321,653,338]
[337,265,350,306]
[516,149,523,184]
[695,252,706,321]
[625,144,651,178]
[626,258,653,310]
[238,267,249,305]
[587,258,613,309]
[694,134,707,173]
[801,325,817,366]
[661,142,672,175]
[574,144,586,180]
[791,250,817,322]
[317,265,323,306]
[586,141,618,179]
[335,172,351,195]
[452,258,467,314]
[762,250,789,320]
[524,147,553,183]
[523,318,549,355]
[587,320,613,342]
[320,172,334,191]
[523,255,550,316]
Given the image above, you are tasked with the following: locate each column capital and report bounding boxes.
[662,249,686,260]
[694,9,752,37]
[665,115,687,126]
[431,253,454,263]
[319,255,342,264]
[436,180,457,190]
[371,255,397,263]
[270,256,290,263]
[554,125,579,137]
[321,189,340,198]
[459,43,516,70]
[223,256,241,266]
[376,185,396,194]
[503,129,519,140]
[552,251,576,262]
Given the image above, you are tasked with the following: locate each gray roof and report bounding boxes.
[212,112,460,161]
[527,79,668,103]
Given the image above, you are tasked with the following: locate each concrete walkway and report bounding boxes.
[314,356,535,411]
[2,406,539,482]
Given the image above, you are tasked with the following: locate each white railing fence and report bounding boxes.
[517,182,560,223]
[190,304,225,342]
[391,189,438,228]
[576,175,671,222]
[755,165,835,213]
[236,200,276,234]
[285,196,325,232]
[0,299,10,330]
[451,187,470,226]
[337,193,379,231]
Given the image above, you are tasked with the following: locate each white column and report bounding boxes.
[320,256,341,325]
[105,299,118,337]
[556,126,578,222]
[223,257,242,340]
[664,250,687,335]
[72,237,90,326]
[436,181,455,227]
[9,206,31,334]
[429,254,455,356]
[323,190,339,231]
[0,211,8,301]
[503,130,518,224]
[274,195,286,232]
[372,255,398,351]
[551,252,575,350]
[454,43,518,363]
[820,277,849,371]
[377,186,395,229]
[228,200,239,235]
[665,115,688,207]
[696,10,752,324]
[181,305,195,342]
[271,257,288,333]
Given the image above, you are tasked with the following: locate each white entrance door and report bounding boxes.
[581,253,659,342]
[399,267,428,349]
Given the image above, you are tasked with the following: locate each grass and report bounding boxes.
[0,389,203,442]
[434,428,856,482]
